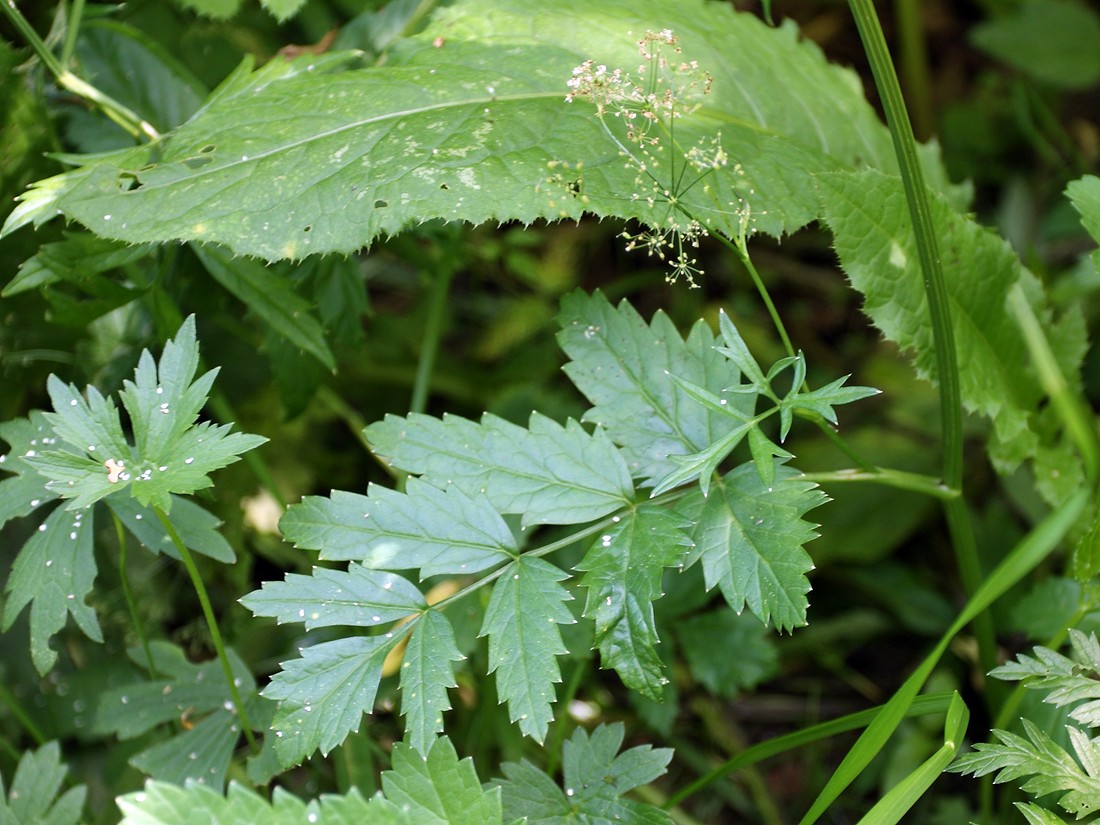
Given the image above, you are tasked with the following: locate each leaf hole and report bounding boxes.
[374,199,388,208]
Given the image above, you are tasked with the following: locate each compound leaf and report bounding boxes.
[2,504,100,674]
[366,412,634,527]
[677,462,826,632]
[400,610,464,755]
[480,555,575,743]
[280,480,516,575]
[557,289,748,487]
[576,505,694,699]
[0,412,61,529]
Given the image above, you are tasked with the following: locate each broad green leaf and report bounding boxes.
[576,505,694,699]
[556,289,748,486]
[676,609,778,696]
[280,481,516,574]
[128,710,238,790]
[971,0,1100,90]
[819,168,1084,473]
[400,610,464,754]
[0,742,85,825]
[31,316,267,513]
[241,566,425,631]
[2,0,959,260]
[192,245,336,371]
[2,504,100,674]
[263,632,409,766]
[367,412,634,526]
[109,494,235,562]
[0,412,61,529]
[496,723,673,824]
[382,738,503,825]
[480,556,575,742]
[678,462,826,632]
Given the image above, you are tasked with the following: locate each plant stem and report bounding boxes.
[112,509,158,679]
[207,391,287,510]
[797,468,957,500]
[848,0,995,679]
[60,0,85,69]
[0,1,158,141]
[153,505,259,754]
[409,267,454,415]
[0,680,47,746]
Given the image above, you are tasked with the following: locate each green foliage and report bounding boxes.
[952,631,1100,822]
[0,743,85,825]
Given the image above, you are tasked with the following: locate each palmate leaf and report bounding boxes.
[108,493,235,563]
[29,316,267,513]
[1,0,958,260]
[88,641,259,790]
[557,289,748,486]
[0,742,85,825]
[1,504,100,675]
[818,168,1085,474]
[576,505,694,700]
[496,723,672,825]
[279,479,517,574]
[381,737,504,825]
[676,461,826,632]
[0,412,61,529]
[480,556,576,743]
[366,412,634,527]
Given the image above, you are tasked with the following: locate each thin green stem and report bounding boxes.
[848,0,994,678]
[797,467,957,500]
[545,659,587,777]
[153,505,259,755]
[721,231,796,358]
[409,267,454,415]
[60,0,85,69]
[893,0,933,141]
[112,509,158,679]
[0,680,47,746]
[0,0,158,141]
[207,391,286,510]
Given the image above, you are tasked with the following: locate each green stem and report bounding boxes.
[892,0,934,141]
[0,680,47,746]
[797,467,957,500]
[153,505,259,754]
[112,509,158,679]
[849,0,995,680]
[724,232,797,359]
[0,1,158,141]
[409,267,454,415]
[60,0,85,69]
[545,658,587,777]
[207,391,287,510]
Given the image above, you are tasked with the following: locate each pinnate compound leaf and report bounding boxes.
[242,566,424,631]
[677,461,826,632]
[2,504,100,674]
[577,505,694,699]
[366,412,633,527]
[497,723,672,825]
[280,480,516,574]
[819,168,1084,473]
[30,316,267,513]
[481,556,575,743]
[400,610,465,755]
[2,0,947,261]
[263,632,409,766]
[0,742,85,825]
[557,289,748,486]
[383,737,503,825]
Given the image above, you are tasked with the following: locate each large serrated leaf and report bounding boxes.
[818,168,1084,472]
[678,461,826,632]
[263,632,408,766]
[400,610,464,754]
[2,504,100,674]
[576,505,694,699]
[280,480,517,574]
[366,412,634,526]
[480,556,575,743]
[557,289,748,486]
[2,0,959,260]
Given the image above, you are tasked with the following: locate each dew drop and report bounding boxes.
[184,457,195,465]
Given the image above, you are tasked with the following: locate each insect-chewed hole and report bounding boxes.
[374,199,388,208]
